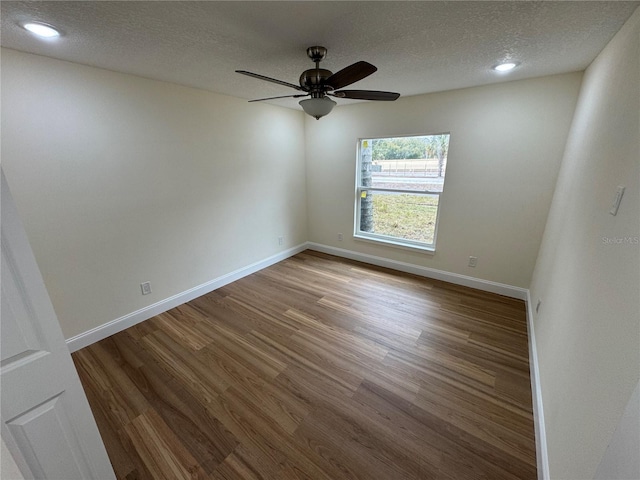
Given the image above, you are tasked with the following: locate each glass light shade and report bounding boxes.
[299,97,336,120]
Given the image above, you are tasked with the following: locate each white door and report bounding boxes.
[1,170,115,479]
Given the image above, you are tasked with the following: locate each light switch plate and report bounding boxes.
[610,186,625,216]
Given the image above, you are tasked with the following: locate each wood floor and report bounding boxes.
[72,251,537,480]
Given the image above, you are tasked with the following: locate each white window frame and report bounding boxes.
[353,134,450,252]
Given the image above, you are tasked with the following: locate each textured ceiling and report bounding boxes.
[1,1,638,110]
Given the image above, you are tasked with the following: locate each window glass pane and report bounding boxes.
[361,135,450,193]
[359,191,439,245]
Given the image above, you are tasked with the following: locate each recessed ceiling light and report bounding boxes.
[493,62,519,72]
[22,22,60,38]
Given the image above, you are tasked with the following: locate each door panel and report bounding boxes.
[7,394,88,479]
[1,243,47,362]
[1,170,115,479]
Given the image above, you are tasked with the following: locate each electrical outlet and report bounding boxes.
[468,256,478,267]
[278,236,284,246]
[141,282,152,295]
[338,233,343,241]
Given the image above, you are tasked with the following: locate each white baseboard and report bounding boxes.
[66,243,308,352]
[306,242,528,300]
[526,291,550,480]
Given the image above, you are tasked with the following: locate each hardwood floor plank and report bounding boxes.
[413,388,536,467]
[359,380,536,480]
[211,446,273,480]
[293,415,371,480]
[195,346,310,435]
[417,327,531,379]
[306,404,422,479]
[141,330,227,404]
[75,344,149,427]
[189,295,255,337]
[284,308,390,361]
[73,251,537,480]
[193,319,287,379]
[124,355,238,472]
[384,349,532,418]
[250,329,363,394]
[206,388,332,480]
[79,368,141,479]
[124,409,209,480]
[153,310,212,351]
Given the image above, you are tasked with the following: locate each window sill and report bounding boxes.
[353,234,436,255]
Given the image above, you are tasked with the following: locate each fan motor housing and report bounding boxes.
[299,68,333,92]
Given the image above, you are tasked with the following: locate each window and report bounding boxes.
[355,134,450,251]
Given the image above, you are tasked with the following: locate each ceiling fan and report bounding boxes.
[236,46,400,120]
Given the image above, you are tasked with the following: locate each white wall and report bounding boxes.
[304,73,582,289]
[595,379,640,480]
[529,8,640,480]
[1,48,307,339]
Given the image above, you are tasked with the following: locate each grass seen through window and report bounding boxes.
[372,193,439,244]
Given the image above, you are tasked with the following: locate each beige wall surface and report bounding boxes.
[529,8,640,480]
[1,48,307,339]
[304,73,582,288]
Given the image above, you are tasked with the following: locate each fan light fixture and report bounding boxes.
[238,46,399,120]
[22,22,60,38]
[299,97,336,120]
